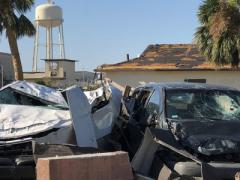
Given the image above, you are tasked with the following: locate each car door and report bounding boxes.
[125,87,154,157]
[131,88,153,124]
[142,89,160,128]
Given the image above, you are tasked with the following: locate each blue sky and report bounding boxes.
[0,0,202,72]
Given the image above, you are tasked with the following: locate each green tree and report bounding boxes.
[0,0,35,80]
[195,0,240,68]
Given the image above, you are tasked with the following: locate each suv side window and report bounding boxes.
[134,89,160,128]
[139,90,160,127]
[145,90,160,115]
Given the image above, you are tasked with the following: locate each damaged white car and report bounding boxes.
[0,81,121,179]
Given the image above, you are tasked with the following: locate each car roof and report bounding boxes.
[138,82,239,91]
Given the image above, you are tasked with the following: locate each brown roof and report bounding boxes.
[96,44,236,72]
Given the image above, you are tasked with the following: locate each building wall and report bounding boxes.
[24,71,94,88]
[44,61,75,78]
[24,72,45,79]
[0,52,14,82]
[24,60,94,88]
[62,61,76,79]
[105,70,240,89]
[54,71,94,87]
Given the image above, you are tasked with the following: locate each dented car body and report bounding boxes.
[118,83,240,180]
[0,81,121,179]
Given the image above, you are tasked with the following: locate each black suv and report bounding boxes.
[118,83,240,179]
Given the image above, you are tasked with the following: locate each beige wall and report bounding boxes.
[24,72,45,79]
[24,60,95,88]
[24,65,94,88]
[62,61,76,79]
[45,61,75,78]
[105,70,240,89]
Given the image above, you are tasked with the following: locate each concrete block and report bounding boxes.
[36,151,133,180]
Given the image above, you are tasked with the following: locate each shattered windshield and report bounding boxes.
[0,87,68,110]
[166,89,240,121]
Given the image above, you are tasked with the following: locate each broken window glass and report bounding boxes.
[166,89,240,121]
[0,87,66,109]
[146,90,160,115]
[133,89,151,112]
[133,89,155,126]
[0,88,19,104]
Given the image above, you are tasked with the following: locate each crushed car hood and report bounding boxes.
[0,81,71,140]
[0,81,122,149]
[0,104,71,139]
[2,81,68,106]
[170,120,240,156]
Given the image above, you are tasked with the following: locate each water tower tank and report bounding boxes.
[35,3,63,27]
[32,1,66,72]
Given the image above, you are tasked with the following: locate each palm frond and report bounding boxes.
[195,0,240,67]
[198,0,220,24]
[0,0,35,80]
[14,0,34,14]
[194,26,213,59]
[16,14,35,38]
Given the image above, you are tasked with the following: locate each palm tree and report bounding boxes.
[195,0,240,68]
[0,0,35,80]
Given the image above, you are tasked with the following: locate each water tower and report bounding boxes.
[32,0,65,72]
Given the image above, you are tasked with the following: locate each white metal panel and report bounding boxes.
[66,86,97,148]
[84,87,104,105]
[92,86,122,139]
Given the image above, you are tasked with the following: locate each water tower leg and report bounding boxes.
[45,29,47,58]
[46,27,50,59]
[50,27,53,59]
[32,23,39,72]
[46,27,53,59]
[58,27,61,58]
[59,24,65,59]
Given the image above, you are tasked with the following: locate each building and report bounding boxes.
[0,52,14,86]
[96,44,240,89]
[24,59,94,88]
